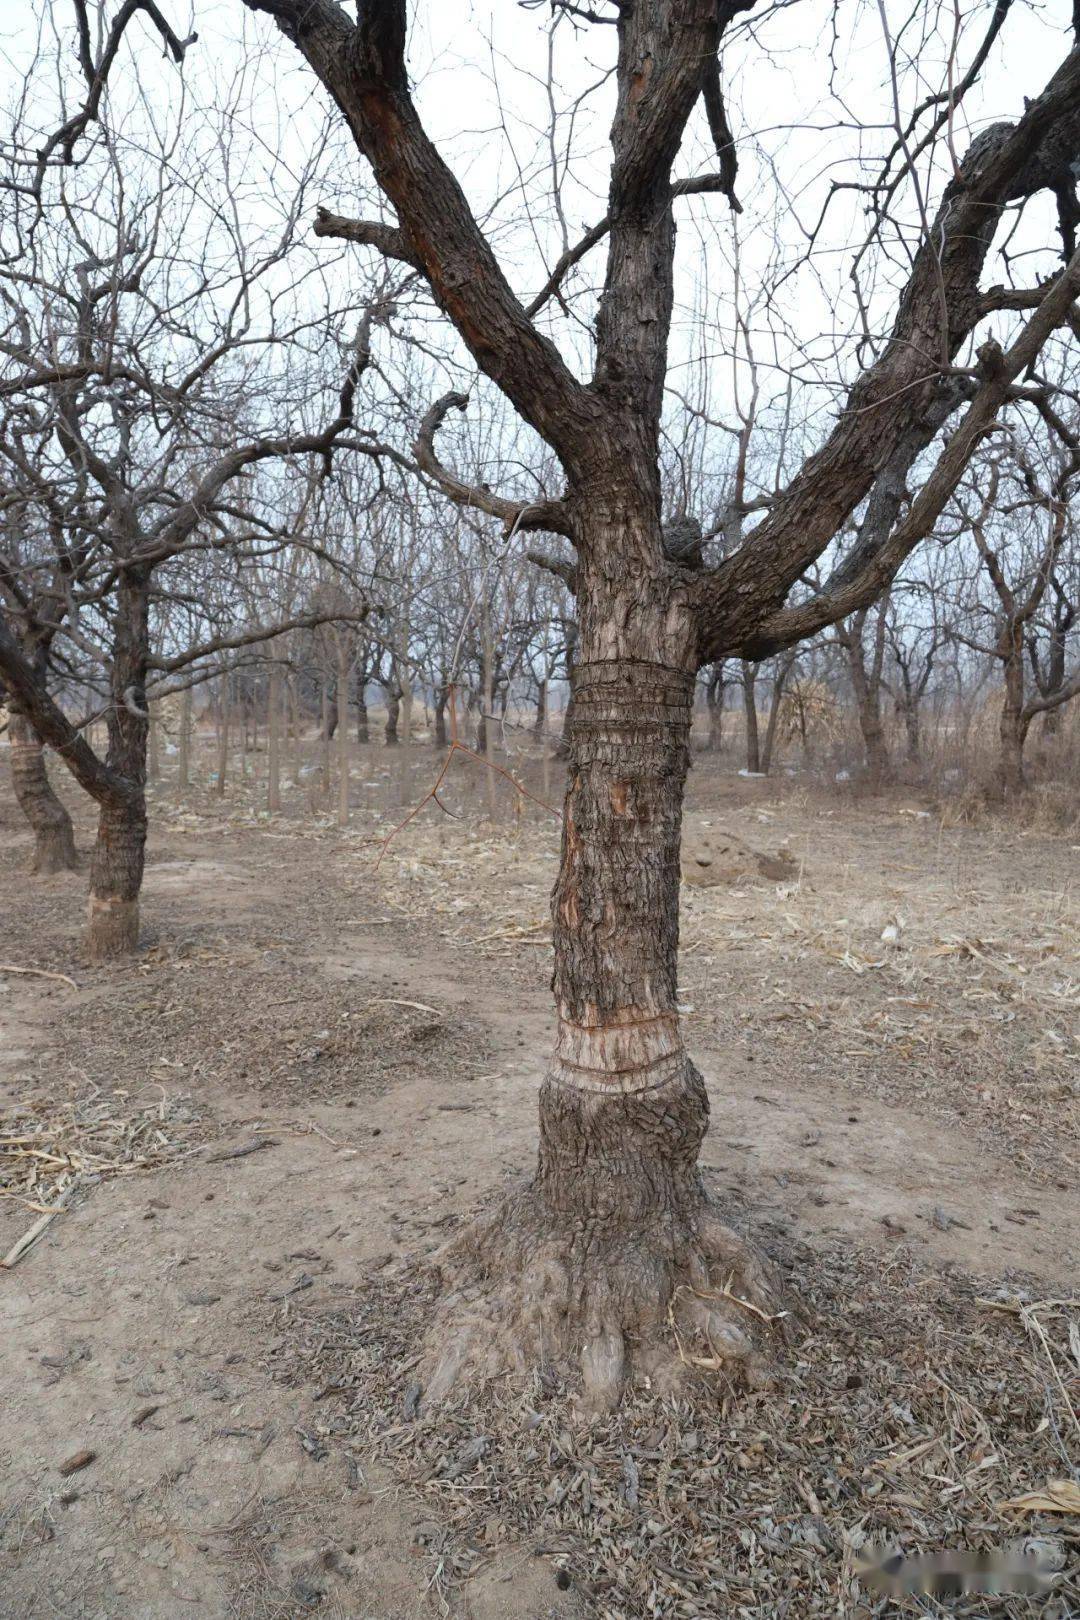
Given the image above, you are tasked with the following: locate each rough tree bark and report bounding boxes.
[8,708,78,874]
[534,676,547,739]
[178,686,192,787]
[426,504,781,1410]
[432,678,449,747]
[997,623,1030,798]
[267,663,282,813]
[383,681,400,746]
[898,691,921,764]
[86,570,150,961]
[703,662,726,752]
[740,661,761,772]
[323,683,339,740]
[760,650,798,776]
[4,628,79,872]
[839,605,891,787]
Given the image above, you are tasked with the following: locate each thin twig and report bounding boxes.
[0,965,78,991]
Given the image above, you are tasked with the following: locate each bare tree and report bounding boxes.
[954,432,1080,795]
[34,0,1080,1407]
[884,587,946,766]
[0,508,79,872]
[237,0,1080,1408]
[0,44,392,954]
[835,600,892,786]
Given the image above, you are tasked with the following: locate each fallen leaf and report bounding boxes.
[998,1480,1080,1517]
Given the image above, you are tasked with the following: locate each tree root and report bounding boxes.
[419,1183,791,1413]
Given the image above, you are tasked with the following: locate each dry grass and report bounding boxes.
[0,1076,205,1218]
[266,1236,1080,1619]
[364,788,1078,1185]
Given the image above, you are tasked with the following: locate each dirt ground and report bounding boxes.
[1,732,1077,1619]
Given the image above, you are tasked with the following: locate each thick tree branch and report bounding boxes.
[413,392,571,535]
[148,607,372,675]
[526,549,578,593]
[593,3,746,438]
[313,207,420,268]
[243,0,598,473]
[1023,666,1080,717]
[700,60,742,214]
[696,45,1080,655]
[0,610,130,806]
[32,0,195,200]
[740,246,1080,655]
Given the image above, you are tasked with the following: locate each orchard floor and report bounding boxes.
[1,736,1078,1620]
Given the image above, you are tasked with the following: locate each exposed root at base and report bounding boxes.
[420,1184,792,1413]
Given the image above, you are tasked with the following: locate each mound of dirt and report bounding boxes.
[681,827,799,887]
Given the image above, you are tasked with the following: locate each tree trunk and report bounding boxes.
[178,687,191,787]
[844,614,890,787]
[1040,703,1062,741]
[384,686,400,747]
[397,668,413,807]
[8,709,78,874]
[900,696,921,764]
[534,677,547,739]
[321,683,332,792]
[355,673,369,744]
[241,695,252,777]
[215,679,229,796]
[267,664,282,813]
[426,538,782,1411]
[760,653,796,776]
[433,680,449,748]
[337,641,350,827]
[855,692,889,785]
[481,604,497,821]
[704,664,725,752]
[87,573,149,961]
[741,661,761,772]
[290,678,302,782]
[997,638,1027,799]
